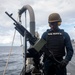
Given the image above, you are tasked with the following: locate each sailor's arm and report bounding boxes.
[65,32,74,62]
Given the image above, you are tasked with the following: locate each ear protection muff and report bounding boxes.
[48,23,51,27]
[48,21,61,27]
[58,22,61,26]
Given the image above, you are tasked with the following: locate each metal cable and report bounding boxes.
[49,50,61,64]
[20,11,27,75]
[17,13,23,47]
[3,29,16,75]
[25,11,27,28]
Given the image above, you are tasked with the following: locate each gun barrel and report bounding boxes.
[5,11,18,25]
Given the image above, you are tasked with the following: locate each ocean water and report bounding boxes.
[0,46,75,75]
[0,46,23,75]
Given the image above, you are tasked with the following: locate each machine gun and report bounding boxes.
[5,11,37,45]
[5,11,61,75]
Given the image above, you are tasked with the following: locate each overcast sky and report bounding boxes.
[0,0,75,46]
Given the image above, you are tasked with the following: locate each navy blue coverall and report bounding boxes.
[41,28,73,75]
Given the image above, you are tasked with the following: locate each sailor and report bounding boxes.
[41,13,74,75]
[28,13,74,75]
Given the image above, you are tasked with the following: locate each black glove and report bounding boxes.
[59,59,69,68]
[33,58,40,69]
[28,48,39,58]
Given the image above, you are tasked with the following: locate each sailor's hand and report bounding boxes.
[59,59,69,68]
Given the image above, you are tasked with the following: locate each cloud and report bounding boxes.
[0,30,13,45]
[0,0,75,46]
